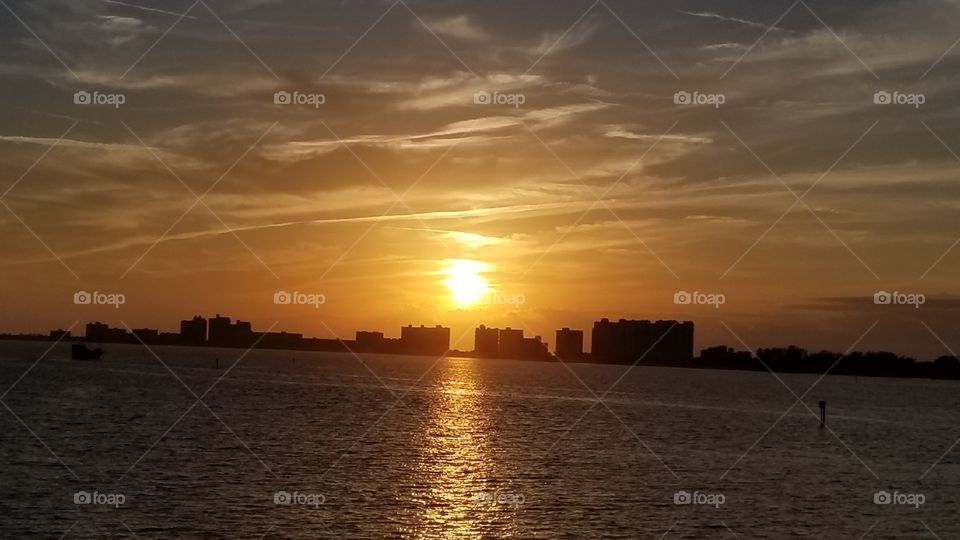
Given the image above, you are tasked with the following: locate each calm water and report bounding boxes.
[1,341,959,538]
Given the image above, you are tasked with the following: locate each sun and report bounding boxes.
[443,259,489,307]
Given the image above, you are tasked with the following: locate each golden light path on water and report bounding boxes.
[405,359,522,538]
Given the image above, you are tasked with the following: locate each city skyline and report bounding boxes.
[2,1,960,360]
[3,2,960,537]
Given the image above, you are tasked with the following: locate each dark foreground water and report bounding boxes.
[1,341,959,538]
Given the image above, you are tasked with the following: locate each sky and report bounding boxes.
[1,0,960,358]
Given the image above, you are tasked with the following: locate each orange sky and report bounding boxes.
[2,0,960,357]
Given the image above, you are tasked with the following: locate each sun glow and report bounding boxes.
[443,259,489,307]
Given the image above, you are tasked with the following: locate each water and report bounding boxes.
[1,340,959,538]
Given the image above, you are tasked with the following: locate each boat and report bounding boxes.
[71,344,104,360]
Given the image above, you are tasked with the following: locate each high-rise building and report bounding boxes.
[474,325,499,357]
[208,314,232,346]
[555,328,584,359]
[400,325,450,355]
[498,327,524,359]
[179,316,207,345]
[591,318,694,364]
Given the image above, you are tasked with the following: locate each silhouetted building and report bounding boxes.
[132,328,158,342]
[498,327,524,359]
[258,331,303,350]
[475,325,499,357]
[521,335,550,359]
[179,316,207,345]
[699,345,752,364]
[85,322,128,343]
[473,326,551,360]
[400,325,450,355]
[355,331,385,352]
[49,329,71,340]
[555,328,584,359]
[592,318,694,364]
[234,320,254,347]
[208,315,232,346]
[208,315,254,347]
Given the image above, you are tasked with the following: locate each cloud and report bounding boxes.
[423,15,489,42]
[679,10,782,31]
[604,126,713,144]
[97,14,147,45]
[103,0,199,20]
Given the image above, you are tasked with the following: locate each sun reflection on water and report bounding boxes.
[405,359,521,538]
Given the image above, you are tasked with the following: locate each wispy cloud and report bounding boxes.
[423,15,489,42]
[103,0,199,20]
[679,10,781,31]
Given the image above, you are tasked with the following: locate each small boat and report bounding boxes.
[72,344,104,361]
